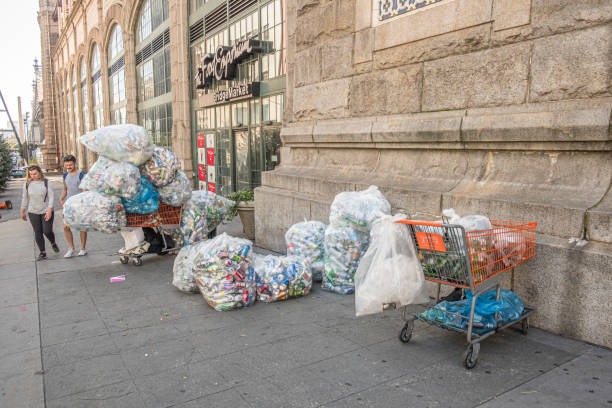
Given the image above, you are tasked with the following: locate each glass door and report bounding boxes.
[234,129,250,191]
[263,126,282,171]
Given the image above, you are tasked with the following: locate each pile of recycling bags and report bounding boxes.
[285,221,326,282]
[63,191,127,233]
[180,190,235,245]
[323,186,391,294]
[192,233,256,311]
[254,255,312,302]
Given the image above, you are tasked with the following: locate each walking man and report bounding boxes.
[59,155,87,257]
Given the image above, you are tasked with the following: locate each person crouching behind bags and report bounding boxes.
[59,155,87,257]
[20,165,59,260]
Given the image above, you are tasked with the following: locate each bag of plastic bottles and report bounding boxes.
[419,289,524,334]
[80,156,142,198]
[255,255,312,303]
[193,233,256,311]
[180,190,235,245]
[158,172,191,207]
[142,146,180,187]
[442,209,492,232]
[322,225,370,294]
[172,241,212,293]
[329,186,391,232]
[121,175,160,214]
[63,191,126,233]
[285,220,326,282]
[355,215,429,317]
[79,124,154,165]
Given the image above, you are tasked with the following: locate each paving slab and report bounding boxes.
[46,381,145,408]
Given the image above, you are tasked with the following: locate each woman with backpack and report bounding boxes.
[20,165,59,260]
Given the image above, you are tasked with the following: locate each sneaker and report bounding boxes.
[51,243,60,253]
[64,248,75,258]
[37,252,47,261]
[78,249,87,256]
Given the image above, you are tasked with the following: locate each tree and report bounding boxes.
[0,139,13,189]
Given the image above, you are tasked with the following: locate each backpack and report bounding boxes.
[63,171,86,183]
[26,179,49,203]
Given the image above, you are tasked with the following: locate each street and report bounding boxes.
[1,177,610,408]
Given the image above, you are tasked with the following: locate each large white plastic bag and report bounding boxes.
[172,240,211,293]
[442,209,492,232]
[180,190,235,245]
[255,255,312,303]
[355,215,429,317]
[329,185,391,232]
[79,124,154,165]
[322,225,370,294]
[63,191,126,233]
[193,233,255,311]
[158,171,192,207]
[285,220,326,280]
[120,229,145,250]
[142,146,180,187]
[80,156,141,198]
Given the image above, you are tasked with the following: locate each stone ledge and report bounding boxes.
[313,119,372,143]
[280,125,314,144]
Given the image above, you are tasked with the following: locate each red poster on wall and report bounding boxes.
[206,148,215,166]
[198,164,206,181]
[207,182,216,193]
[197,134,205,148]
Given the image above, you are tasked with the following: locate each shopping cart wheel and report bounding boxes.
[399,321,413,343]
[119,256,129,265]
[463,343,480,369]
[521,318,529,335]
[131,257,143,266]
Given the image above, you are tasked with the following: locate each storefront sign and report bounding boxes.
[208,182,216,193]
[206,148,215,166]
[196,38,272,88]
[198,164,206,181]
[197,133,205,148]
[212,82,260,103]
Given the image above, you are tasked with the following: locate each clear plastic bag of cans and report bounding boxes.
[322,225,370,294]
[63,191,126,233]
[285,220,326,282]
[255,255,312,303]
[158,172,192,207]
[80,156,142,199]
[121,175,160,214]
[329,186,391,232]
[355,215,429,317]
[142,146,180,187]
[79,124,154,166]
[172,241,211,293]
[180,190,235,245]
[192,233,256,311]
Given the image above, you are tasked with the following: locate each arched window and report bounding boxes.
[72,66,79,136]
[135,0,172,148]
[65,73,72,150]
[80,59,89,133]
[108,24,126,124]
[91,43,104,129]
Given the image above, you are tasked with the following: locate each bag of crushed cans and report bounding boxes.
[80,156,142,198]
[329,185,391,232]
[63,191,126,233]
[158,171,192,207]
[172,240,211,293]
[285,220,326,282]
[322,225,370,294]
[121,175,160,214]
[180,190,234,245]
[193,233,256,311]
[79,124,154,166]
[254,255,312,303]
[141,146,180,187]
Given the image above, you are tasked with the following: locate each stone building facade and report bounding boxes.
[41,0,286,189]
[256,0,612,347]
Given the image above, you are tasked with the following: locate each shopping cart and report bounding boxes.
[393,219,537,369]
[120,204,183,266]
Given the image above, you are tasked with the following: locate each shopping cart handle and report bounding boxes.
[395,219,443,227]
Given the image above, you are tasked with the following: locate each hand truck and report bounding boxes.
[394,219,537,369]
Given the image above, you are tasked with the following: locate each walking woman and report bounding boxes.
[20,165,60,260]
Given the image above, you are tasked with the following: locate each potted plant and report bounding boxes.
[228,190,255,240]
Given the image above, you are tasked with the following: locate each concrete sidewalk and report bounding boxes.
[0,178,610,408]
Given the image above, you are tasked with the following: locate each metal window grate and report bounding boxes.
[136,51,143,65]
[152,32,164,53]
[190,19,204,44]
[142,42,153,60]
[91,70,101,83]
[205,4,227,34]
[163,29,170,45]
[108,56,125,76]
[229,0,257,20]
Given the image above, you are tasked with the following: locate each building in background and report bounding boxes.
[255,1,612,348]
[38,0,285,188]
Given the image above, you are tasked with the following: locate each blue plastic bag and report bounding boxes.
[121,175,160,214]
[420,289,524,334]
